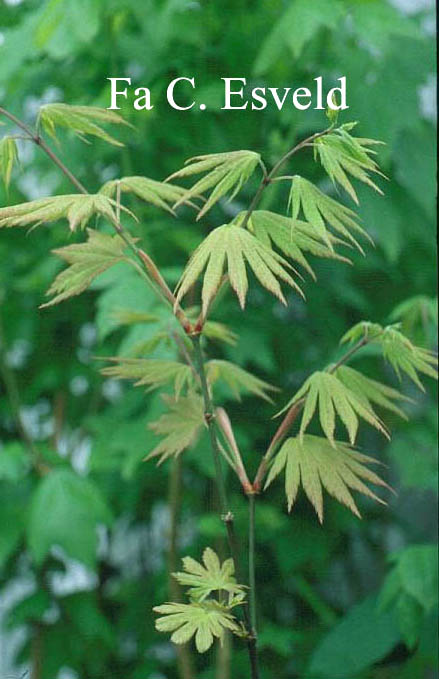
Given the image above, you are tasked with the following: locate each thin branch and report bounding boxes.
[248,493,257,635]
[253,400,303,492]
[239,126,332,230]
[327,336,369,373]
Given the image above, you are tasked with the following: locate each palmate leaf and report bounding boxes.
[288,176,372,253]
[173,547,246,603]
[167,150,261,219]
[206,359,277,402]
[37,103,130,147]
[146,393,204,464]
[0,136,18,190]
[41,230,132,308]
[264,434,390,522]
[101,176,197,215]
[248,210,351,280]
[175,223,303,314]
[154,600,241,653]
[279,371,389,445]
[340,320,385,345]
[0,193,134,232]
[379,326,438,390]
[313,123,385,204]
[100,358,194,396]
[335,366,411,420]
[341,321,438,389]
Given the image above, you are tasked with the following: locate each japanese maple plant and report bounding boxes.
[0,102,437,679]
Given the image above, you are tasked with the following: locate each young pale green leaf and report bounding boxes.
[314,123,385,203]
[37,103,131,146]
[28,469,112,569]
[0,136,18,190]
[278,371,389,445]
[175,223,303,315]
[265,434,390,522]
[146,393,205,464]
[379,326,438,390]
[173,547,246,603]
[167,150,261,219]
[335,365,411,420]
[154,600,241,653]
[288,176,373,253]
[340,321,438,389]
[202,320,238,346]
[249,210,351,279]
[41,230,132,307]
[340,320,384,345]
[101,358,194,396]
[101,176,198,214]
[206,359,278,402]
[0,193,134,232]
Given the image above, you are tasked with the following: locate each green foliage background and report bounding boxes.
[0,1,437,678]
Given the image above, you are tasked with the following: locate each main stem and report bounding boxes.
[248,493,257,634]
[190,333,259,679]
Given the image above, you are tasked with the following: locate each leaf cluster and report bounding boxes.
[154,548,246,652]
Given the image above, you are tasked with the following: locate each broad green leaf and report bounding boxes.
[0,442,31,481]
[389,295,437,344]
[396,546,438,611]
[28,469,112,569]
[0,484,28,569]
[314,123,385,204]
[100,357,194,397]
[38,103,130,146]
[173,547,246,603]
[379,545,438,649]
[167,150,261,219]
[62,592,115,646]
[147,393,204,464]
[6,590,52,627]
[175,223,303,314]
[154,600,241,653]
[0,136,18,190]
[41,229,132,307]
[206,359,277,402]
[308,595,400,677]
[101,176,197,214]
[288,176,373,252]
[278,371,389,445]
[254,0,343,73]
[0,193,134,232]
[265,435,389,522]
